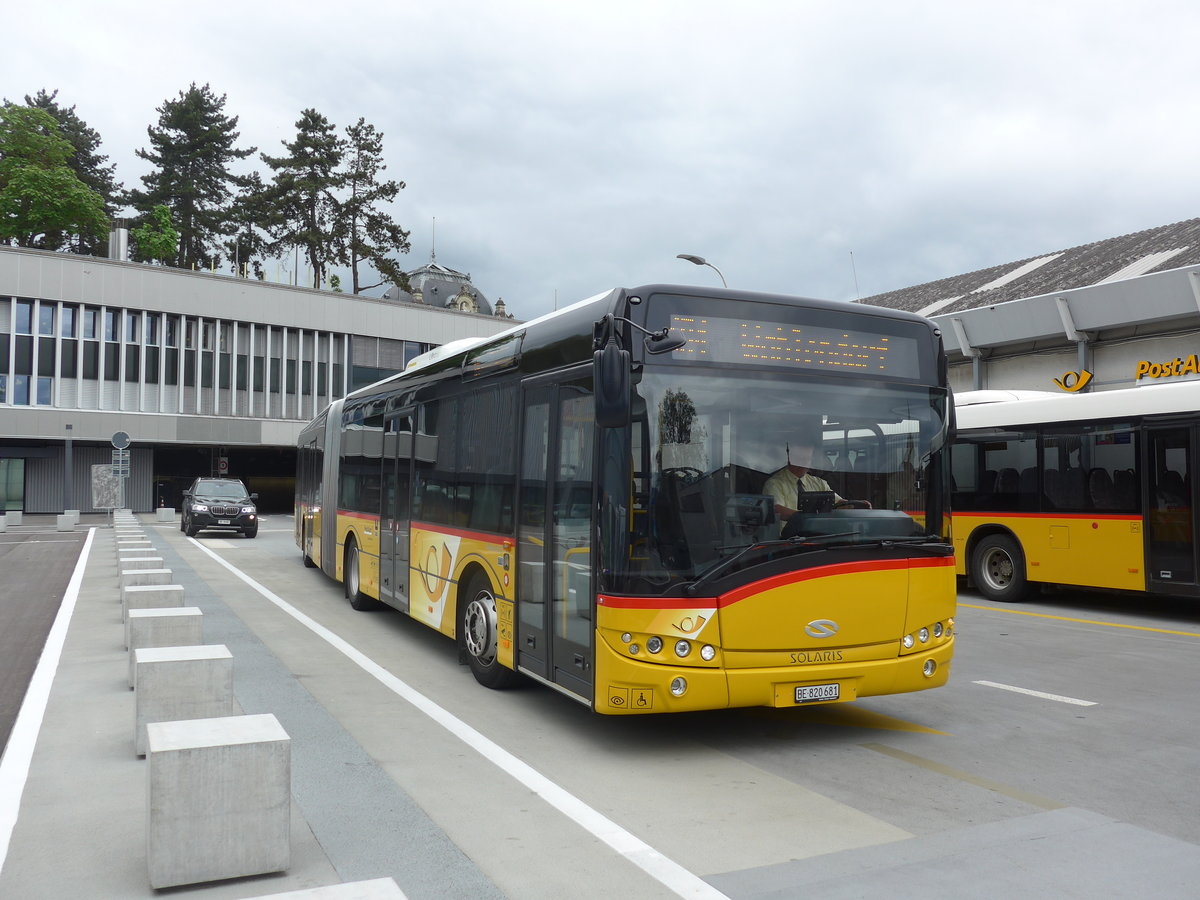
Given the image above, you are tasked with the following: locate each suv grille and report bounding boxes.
[210,505,242,516]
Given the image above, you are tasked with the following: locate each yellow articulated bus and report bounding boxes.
[952,381,1200,601]
[296,283,955,714]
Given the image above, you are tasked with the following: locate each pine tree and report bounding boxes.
[21,89,122,255]
[338,118,411,294]
[261,108,346,287]
[128,83,254,270]
[0,104,108,249]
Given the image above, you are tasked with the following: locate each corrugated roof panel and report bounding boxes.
[1093,247,1188,284]
[971,253,1063,293]
[916,296,962,317]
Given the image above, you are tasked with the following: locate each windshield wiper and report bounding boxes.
[684,533,859,596]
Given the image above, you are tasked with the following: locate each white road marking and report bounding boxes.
[191,539,730,900]
[0,529,95,870]
[973,680,1097,706]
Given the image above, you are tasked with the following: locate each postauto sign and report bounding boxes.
[1135,354,1200,381]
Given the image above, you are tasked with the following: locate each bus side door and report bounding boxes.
[517,374,595,701]
[380,409,414,611]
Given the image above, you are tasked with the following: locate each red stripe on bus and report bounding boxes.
[951,511,1140,521]
[599,556,954,610]
[337,510,380,523]
[411,520,514,546]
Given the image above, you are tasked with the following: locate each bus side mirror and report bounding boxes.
[594,338,630,428]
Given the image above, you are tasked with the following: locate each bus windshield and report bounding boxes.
[617,367,949,593]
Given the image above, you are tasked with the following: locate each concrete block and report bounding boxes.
[120,556,165,570]
[56,514,74,532]
[65,509,80,524]
[123,583,185,619]
[247,878,406,898]
[146,713,290,889]
[126,607,204,685]
[156,507,176,523]
[5,511,21,527]
[0,519,6,533]
[120,567,173,589]
[134,644,234,756]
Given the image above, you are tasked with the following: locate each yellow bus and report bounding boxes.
[296,283,955,713]
[952,381,1200,601]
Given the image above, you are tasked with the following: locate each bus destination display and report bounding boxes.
[668,315,922,378]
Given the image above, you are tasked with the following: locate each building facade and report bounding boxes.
[0,246,515,513]
[859,218,1200,396]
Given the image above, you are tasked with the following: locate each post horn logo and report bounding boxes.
[1052,370,1093,392]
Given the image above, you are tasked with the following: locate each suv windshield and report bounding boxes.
[194,480,250,501]
[610,368,949,594]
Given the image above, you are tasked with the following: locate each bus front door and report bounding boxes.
[517,377,595,701]
[1145,425,1198,592]
[379,410,413,612]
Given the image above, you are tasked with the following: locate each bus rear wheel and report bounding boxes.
[460,574,518,689]
[344,538,382,611]
[971,534,1032,602]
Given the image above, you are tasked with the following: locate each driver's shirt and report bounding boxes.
[762,467,843,516]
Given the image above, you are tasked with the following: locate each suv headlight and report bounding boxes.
[241,506,256,514]
[191,503,209,513]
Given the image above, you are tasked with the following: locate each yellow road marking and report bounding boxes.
[959,603,1200,638]
[863,743,1064,810]
[789,706,950,735]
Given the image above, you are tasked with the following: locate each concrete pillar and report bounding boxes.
[155,508,176,523]
[123,583,185,619]
[119,567,173,589]
[133,644,234,756]
[146,713,290,889]
[126,607,204,686]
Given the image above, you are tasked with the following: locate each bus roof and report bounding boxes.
[956,379,1200,430]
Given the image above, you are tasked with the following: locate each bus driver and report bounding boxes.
[763,433,870,528]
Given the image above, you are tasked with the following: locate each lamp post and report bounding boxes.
[676,254,728,288]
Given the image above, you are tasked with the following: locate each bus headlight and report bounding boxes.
[919,627,930,643]
[902,634,915,649]
[674,640,691,658]
[647,636,663,654]
[700,644,716,661]
[933,622,944,638]
[670,677,687,696]
[923,660,937,677]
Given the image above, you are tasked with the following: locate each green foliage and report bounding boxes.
[128,83,254,270]
[329,273,342,292]
[22,89,122,254]
[338,117,411,294]
[130,204,179,264]
[0,104,108,248]
[261,108,346,287]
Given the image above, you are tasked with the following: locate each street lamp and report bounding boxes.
[676,254,728,288]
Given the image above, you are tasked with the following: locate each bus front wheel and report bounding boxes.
[971,534,1032,602]
[344,539,381,611]
[460,574,519,689]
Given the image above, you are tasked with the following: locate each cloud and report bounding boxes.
[6,0,1200,317]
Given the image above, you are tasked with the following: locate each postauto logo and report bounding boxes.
[1135,355,1200,381]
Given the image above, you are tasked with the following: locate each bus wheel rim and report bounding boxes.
[984,548,1013,588]
[464,590,497,665]
[348,548,359,596]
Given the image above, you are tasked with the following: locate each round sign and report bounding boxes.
[111,431,131,450]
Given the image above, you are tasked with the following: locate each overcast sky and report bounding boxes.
[6,0,1199,320]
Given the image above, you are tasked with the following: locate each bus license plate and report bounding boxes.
[218,519,231,525]
[795,683,839,703]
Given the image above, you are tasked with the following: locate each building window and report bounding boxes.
[166,315,179,348]
[220,323,231,352]
[146,313,160,345]
[126,312,140,343]
[61,306,76,338]
[61,340,78,378]
[83,307,98,340]
[13,374,29,405]
[202,321,214,351]
[38,304,55,336]
[16,300,33,335]
[36,376,52,405]
[185,319,196,350]
[0,374,6,404]
[104,309,118,342]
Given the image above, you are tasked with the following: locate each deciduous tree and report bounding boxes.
[0,104,108,249]
[130,204,179,264]
[22,89,122,255]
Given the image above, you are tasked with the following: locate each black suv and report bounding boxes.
[181,478,259,538]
